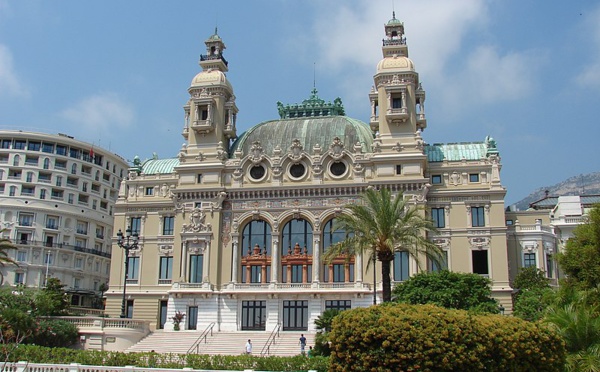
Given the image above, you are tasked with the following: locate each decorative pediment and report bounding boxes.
[469,236,490,249]
[521,241,539,252]
[182,208,212,233]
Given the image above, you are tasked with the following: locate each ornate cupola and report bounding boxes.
[371,12,427,149]
[200,27,228,73]
[382,12,408,58]
[181,28,238,162]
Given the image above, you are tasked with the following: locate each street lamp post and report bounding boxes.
[117,227,139,318]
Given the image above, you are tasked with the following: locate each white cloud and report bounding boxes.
[0,44,27,97]
[299,0,539,120]
[60,93,135,134]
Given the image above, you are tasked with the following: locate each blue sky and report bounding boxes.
[0,0,599,205]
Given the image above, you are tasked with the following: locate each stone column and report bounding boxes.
[312,236,320,283]
[231,239,239,283]
[271,237,280,283]
[355,253,363,283]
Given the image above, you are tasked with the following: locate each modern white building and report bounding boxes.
[105,14,512,333]
[0,131,128,307]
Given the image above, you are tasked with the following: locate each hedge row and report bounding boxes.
[0,345,328,372]
[328,303,566,372]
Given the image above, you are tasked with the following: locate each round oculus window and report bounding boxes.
[289,163,306,178]
[249,165,266,180]
[330,161,347,176]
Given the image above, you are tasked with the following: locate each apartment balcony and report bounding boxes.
[170,281,373,296]
[11,239,111,258]
[45,223,59,230]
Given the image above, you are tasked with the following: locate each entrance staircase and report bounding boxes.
[126,330,315,357]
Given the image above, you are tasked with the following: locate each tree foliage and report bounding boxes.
[392,270,500,313]
[312,309,341,357]
[0,279,76,350]
[0,230,18,285]
[328,303,565,372]
[512,267,555,321]
[557,205,600,290]
[324,188,443,302]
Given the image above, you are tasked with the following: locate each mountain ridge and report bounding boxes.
[510,172,600,211]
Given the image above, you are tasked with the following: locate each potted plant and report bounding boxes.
[171,311,185,331]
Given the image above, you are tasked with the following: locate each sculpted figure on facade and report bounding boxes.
[216,141,228,161]
[249,141,265,165]
[288,139,304,161]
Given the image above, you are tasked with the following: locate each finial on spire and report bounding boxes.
[313,62,316,89]
[215,26,218,35]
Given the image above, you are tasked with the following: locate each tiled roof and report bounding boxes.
[141,158,179,175]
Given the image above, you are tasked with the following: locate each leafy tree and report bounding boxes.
[0,230,18,285]
[392,270,500,313]
[313,309,340,357]
[512,267,555,321]
[556,205,600,290]
[28,319,78,348]
[324,187,443,302]
[545,293,600,372]
[34,277,70,316]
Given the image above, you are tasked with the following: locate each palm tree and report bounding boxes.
[0,230,18,285]
[323,187,443,302]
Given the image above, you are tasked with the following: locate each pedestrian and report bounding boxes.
[299,333,307,355]
[307,345,313,358]
[245,339,252,355]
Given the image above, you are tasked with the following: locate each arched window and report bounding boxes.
[43,158,50,169]
[322,218,354,283]
[71,164,77,175]
[281,219,313,255]
[241,220,272,283]
[13,155,20,166]
[281,218,313,283]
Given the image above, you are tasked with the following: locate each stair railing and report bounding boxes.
[260,323,282,357]
[186,322,216,355]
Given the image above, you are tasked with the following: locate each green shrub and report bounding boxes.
[392,270,500,313]
[1,344,328,372]
[28,319,79,347]
[328,303,566,372]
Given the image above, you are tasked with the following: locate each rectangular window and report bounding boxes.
[15,272,24,285]
[127,257,140,280]
[393,251,410,281]
[428,250,448,272]
[189,254,203,283]
[42,143,54,153]
[1,139,11,149]
[145,187,153,196]
[163,216,174,235]
[69,148,80,159]
[130,217,141,235]
[431,208,445,228]
[392,97,402,108]
[68,194,74,204]
[395,165,402,175]
[197,174,202,183]
[126,300,134,319]
[75,257,83,269]
[56,145,67,156]
[546,254,554,278]
[28,142,41,151]
[73,278,81,289]
[16,251,27,262]
[471,206,485,227]
[524,253,536,268]
[201,109,208,120]
[431,175,442,184]
[18,213,34,226]
[39,189,46,199]
[472,250,489,276]
[46,216,59,229]
[44,252,54,265]
[159,256,173,281]
[506,220,513,226]
[76,221,88,235]
[469,173,480,182]
[13,140,26,150]
[325,300,351,311]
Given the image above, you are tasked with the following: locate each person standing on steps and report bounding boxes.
[299,334,307,355]
[245,339,252,355]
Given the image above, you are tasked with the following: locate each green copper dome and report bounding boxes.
[230,116,373,158]
[230,91,373,158]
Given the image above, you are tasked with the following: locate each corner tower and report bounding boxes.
[370,12,427,149]
[181,28,238,161]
